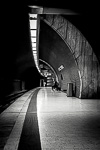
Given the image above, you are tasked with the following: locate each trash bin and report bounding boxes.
[67,83,73,97]
[40,79,44,87]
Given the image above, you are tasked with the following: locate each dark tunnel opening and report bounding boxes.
[20,67,42,90]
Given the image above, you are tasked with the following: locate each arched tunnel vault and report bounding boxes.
[39,59,59,82]
[39,20,80,98]
[40,14,100,99]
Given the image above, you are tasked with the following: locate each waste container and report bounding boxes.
[67,83,73,97]
[40,79,44,87]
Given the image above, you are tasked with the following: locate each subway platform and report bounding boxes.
[0,87,100,150]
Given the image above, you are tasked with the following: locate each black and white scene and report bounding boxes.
[0,1,100,150]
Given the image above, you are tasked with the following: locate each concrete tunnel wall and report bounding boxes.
[1,6,100,99]
[40,14,100,99]
[39,20,80,98]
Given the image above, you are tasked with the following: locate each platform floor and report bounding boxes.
[0,87,100,150]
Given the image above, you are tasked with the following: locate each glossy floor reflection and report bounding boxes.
[37,87,100,150]
[0,87,100,150]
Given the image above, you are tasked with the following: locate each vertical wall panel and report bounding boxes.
[58,20,68,40]
[67,22,73,53]
[97,63,100,96]
[92,60,98,95]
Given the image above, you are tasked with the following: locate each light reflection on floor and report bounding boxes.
[37,87,100,150]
